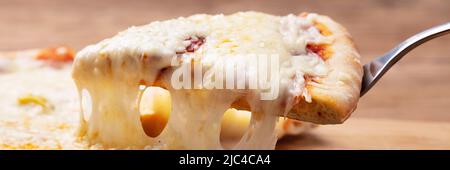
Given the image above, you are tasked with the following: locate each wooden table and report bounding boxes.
[1,0,450,149]
[277,118,450,149]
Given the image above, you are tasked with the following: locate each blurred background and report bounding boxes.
[1,0,449,148]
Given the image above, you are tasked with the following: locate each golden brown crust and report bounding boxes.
[287,14,363,124]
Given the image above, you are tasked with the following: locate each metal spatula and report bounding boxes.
[360,22,450,97]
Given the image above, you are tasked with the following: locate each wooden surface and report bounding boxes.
[1,0,450,149]
[277,118,450,149]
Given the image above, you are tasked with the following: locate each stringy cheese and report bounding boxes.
[72,11,328,149]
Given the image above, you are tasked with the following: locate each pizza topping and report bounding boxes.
[279,14,329,106]
[314,22,332,36]
[279,14,326,55]
[17,94,54,113]
[306,43,331,60]
[179,36,205,54]
[35,46,75,62]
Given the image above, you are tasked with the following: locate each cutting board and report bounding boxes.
[276,118,450,149]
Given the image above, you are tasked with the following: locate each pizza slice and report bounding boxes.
[72,11,363,149]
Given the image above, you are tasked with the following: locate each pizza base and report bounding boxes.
[288,15,363,124]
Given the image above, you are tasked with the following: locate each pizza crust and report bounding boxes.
[287,14,363,124]
[226,14,363,124]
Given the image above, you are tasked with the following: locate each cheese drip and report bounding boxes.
[72,12,328,149]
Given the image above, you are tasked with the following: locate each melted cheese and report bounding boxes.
[0,55,85,149]
[72,11,328,149]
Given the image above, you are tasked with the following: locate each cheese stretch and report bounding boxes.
[72,12,328,149]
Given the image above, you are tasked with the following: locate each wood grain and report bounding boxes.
[277,118,450,149]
